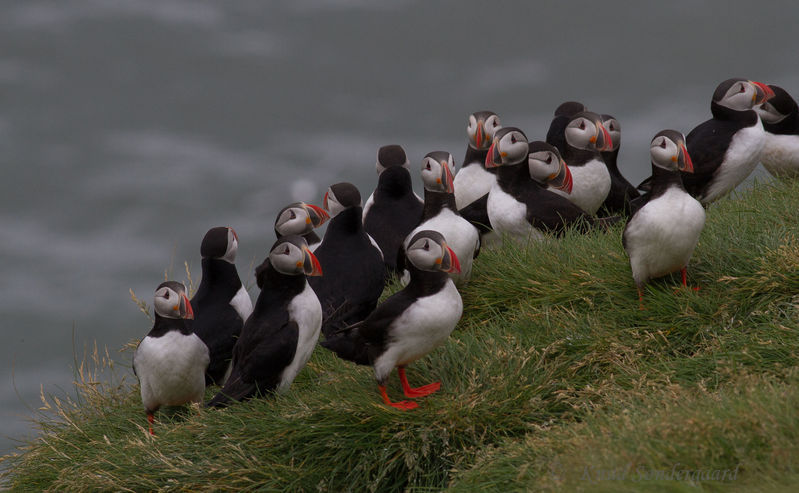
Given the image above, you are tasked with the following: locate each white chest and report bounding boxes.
[701,122,765,203]
[276,282,322,392]
[760,132,799,178]
[229,285,253,321]
[372,280,463,382]
[134,331,210,411]
[487,183,543,243]
[550,158,611,214]
[624,187,706,284]
[454,164,496,209]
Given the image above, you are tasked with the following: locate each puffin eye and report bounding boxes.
[579,121,586,130]
[164,291,170,300]
[289,210,296,220]
[283,246,290,255]
[660,139,667,149]
[510,135,517,144]
[739,84,746,93]
[493,120,498,127]
[546,155,552,164]
[425,162,431,170]
[423,240,429,250]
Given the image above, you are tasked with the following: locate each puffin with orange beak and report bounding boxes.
[546,108,614,214]
[403,151,480,286]
[755,84,799,178]
[309,182,386,340]
[322,230,462,410]
[190,226,253,386]
[624,130,705,305]
[134,281,209,435]
[207,235,323,407]
[640,78,776,204]
[485,133,596,241]
[454,110,503,210]
[274,202,330,250]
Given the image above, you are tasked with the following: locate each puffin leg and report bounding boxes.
[378,385,418,410]
[147,411,155,436]
[398,367,440,398]
[636,284,645,310]
[680,267,700,292]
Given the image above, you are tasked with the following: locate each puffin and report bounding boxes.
[453,110,502,210]
[640,78,775,204]
[598,114,640,216]
[485,131,588,242]
[207,236,323,407]
[404,151,480,285]
[623,130,705,303]
[133,281,209,434]
[363,144,424,274]
[274,202,330,250]
[190,226,252,386]
[754,84,799,178]
[308,182,386,339]
[546,110,613,214]
[321,230,462,410]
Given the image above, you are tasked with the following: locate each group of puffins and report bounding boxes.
[132,78,798,434]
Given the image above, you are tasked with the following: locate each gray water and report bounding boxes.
[2,0,798,456]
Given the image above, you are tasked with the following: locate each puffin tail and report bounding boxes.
[320,325,371,366]
[205,368,255,408]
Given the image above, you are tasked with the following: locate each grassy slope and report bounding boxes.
[2,179,798,492]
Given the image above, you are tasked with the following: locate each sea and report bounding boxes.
[2,0,798,456]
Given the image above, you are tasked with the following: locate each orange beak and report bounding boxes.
[303,246,323,276]
[182,294,194,320]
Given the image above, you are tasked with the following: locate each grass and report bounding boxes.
[2,178,798,491]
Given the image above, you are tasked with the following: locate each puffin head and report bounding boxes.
[153,281,194,320]
[527,141,573,193]
[405,230,460,274]
[564,111,613,152]
[467,110,502,150]
[420,151,456,193]
[323,182,362,218]
[200,226,239,264]
[275,202,329,237]
[485,127,529,169]
[267,235,323,277]
[650,129,693,173]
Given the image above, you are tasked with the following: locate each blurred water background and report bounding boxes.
[2,0,798,455]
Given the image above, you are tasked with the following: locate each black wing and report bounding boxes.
[191,304,244,385]
[682,118,740,197]
[457,194,493,234]
[517,184,593,235]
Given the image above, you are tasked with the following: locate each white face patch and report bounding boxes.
[755,100,789,124]
[650,135,681,171]
[406,236,445,271]
[275,206,313,236]
[496,131,528,165]
[719,81,758,111]
[154,286,183,319]
[222,228,238,264]
[268,241,305,275]
[565,117,598,150]
[603,118,621,151]
[528,150,561,183]
[324,188,346,217]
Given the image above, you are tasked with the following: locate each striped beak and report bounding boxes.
[304,203,330,228]
[751,81,776,105]
[678,142,694,173]
[438,242,461,274]
[302,245,323,276]
[181,294,194,320]
[551,160,573,194]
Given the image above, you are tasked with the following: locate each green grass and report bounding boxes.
[3,179,799,492]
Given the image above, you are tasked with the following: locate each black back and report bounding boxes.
[308,205,386,338]
[680,99,759,197]
[458,193,493,234]
[363,166,423,273]
[495,163,593,234]
[206,260,306,407]
[191,258,246,385]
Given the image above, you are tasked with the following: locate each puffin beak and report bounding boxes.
[441,161,455,193]
[304,204,330,227]
[552,160,574,193]
[593,120,613,151]
[302,246,323,276]
[323,191,330,212]
[437,242,461,274]
[474,120,484,148]
[751,81,775,105]
[230,227,239,242]
[182,294,194,320]
[485,138,501,168]
[678,142,694,173]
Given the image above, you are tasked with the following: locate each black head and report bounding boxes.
[200,226,239,263]
[756,84,798,128]
[153,281,194,320]
[266,235,323,277]
[564,111,613,152]
[485,127,529,168]
[420,151,455,193]
[712,78,775,112]
[323,182,362,217]
[376,144,410,175]
[405,230,461,274]
[554,101,588,117]
[274,202,330,237]
[526,141,573,192]
[650,130,693,173]
[467,110,502,150]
